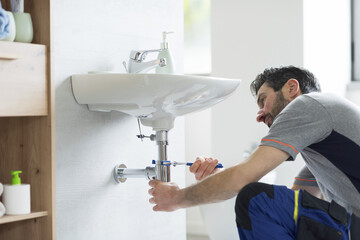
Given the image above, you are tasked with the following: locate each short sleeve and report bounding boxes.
[293,166,318,187]
[260,95,333,160]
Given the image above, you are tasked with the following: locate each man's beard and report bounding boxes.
[265,91,290,127]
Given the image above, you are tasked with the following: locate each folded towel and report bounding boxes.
[0,183,4,217]
[0,202,5,217]
[0,3,10,40]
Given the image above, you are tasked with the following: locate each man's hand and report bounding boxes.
[189,157,221,181]
[149,146,288,212]
[148,180,184,212]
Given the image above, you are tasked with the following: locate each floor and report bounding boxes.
[187,234,210,240]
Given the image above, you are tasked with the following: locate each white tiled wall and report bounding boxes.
[53,1,185,239]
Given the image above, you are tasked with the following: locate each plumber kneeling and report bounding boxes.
[148,66,360,240]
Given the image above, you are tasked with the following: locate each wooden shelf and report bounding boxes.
[0,211,48,224]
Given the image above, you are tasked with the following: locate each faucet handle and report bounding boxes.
[130,50,145,61]
[122,61,128,72]
[129,49,163,62]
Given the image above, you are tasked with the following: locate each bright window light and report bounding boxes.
[353,0,360,81]
[184,0,211,74]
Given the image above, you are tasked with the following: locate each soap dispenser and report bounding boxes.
[156,31,175,74]
[3,170,31,215]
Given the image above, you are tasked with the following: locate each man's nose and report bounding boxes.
[256,109,265,122]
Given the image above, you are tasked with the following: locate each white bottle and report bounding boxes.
[156,31,175,74]
[3,171,31,215]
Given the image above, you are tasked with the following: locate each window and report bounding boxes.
[184,0,211,74]
[352,0,360,81]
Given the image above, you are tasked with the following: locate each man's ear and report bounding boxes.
[286,79,301,99]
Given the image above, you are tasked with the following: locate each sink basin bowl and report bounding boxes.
[71,73,241,130]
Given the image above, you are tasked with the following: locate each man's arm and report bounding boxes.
[291,166,323,199]
[148,145,289,212]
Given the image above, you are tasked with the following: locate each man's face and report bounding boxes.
[256,83,290,128]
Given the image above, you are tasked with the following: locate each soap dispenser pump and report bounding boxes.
[3,170,31,215]
[156,31,175,74]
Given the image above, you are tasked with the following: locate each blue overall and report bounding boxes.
[235,182,358,240]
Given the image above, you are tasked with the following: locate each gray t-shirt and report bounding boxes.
[294,166,318,187]
[260,92,360,216]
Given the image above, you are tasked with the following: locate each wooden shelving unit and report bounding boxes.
[0,211,48,225]
[0,0,54,239]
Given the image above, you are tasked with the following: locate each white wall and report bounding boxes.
[346,82,360,105]
[185,0,351,238]
[53,1,186,239]
[303,0,351,95]
[211,0,305,184]
[185,109,212,235]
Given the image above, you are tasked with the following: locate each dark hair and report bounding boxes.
[250,66,321,96]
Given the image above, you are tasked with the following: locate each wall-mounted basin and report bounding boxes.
[71,73,241,130]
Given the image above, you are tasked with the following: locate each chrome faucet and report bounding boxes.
[124,49,167,73]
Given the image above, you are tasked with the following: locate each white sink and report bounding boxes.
[71,73,241,130]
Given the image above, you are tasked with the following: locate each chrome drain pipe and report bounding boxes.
[113,130,170,183]
[155,130,170,182]
[114,164,156,183]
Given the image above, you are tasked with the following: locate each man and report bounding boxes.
[148,66,360,239]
